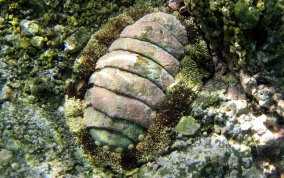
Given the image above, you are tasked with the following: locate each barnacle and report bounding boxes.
[83,12,188,152]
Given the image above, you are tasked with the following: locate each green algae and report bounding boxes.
[234,0,260,29]
[175,116,201,136]
[0,0,170,176]
[185,0,264,69]
[175,39,211,92]
[0,0,221,176]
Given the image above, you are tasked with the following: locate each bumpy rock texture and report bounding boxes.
[136,135,261,177]
[1,0,284,177]
[83,12,188,152]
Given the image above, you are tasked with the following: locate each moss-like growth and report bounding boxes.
[184,40,213,73]
[184,0,264,69]
[135,83,195,162]
[234,0,260,29]
[192,93,221,109]
[23,77,50,97]
[175,39,211,92]
[176,56,205,91]
[63,97,85,133]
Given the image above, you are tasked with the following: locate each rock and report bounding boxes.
[227,85,246,100]
[0,149,13,167]
[252,85,274,108]
[276,99,284,117]
[31,36,45,48]
[251,115,268,135]
[64,28,91,53]
[136,135,262,177]
[20,20,42,36]
[239,70,257,94]
[0,84,14,102]
[0,101,95,177]
[220,100,248,116]
[175,116,200,136]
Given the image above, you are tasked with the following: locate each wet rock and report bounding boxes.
[239,70,257,94]
[0,101,94,177]
[220,100,248,117]
[276,99,284,117]
[20,20,42,36]
[0,84,14,103]
[136,135,261,177]
[0,149,13,167]
[64,27,92,53]
[252,85,275,108]
[31,36,45,48]
[227,85,246,100]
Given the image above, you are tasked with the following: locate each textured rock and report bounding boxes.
[64,27,92,53]
[136,135,261,177]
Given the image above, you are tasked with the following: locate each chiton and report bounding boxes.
[83,12,188,152]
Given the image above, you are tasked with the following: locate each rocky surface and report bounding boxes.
[136,135,262,177]
[0,0,283,177]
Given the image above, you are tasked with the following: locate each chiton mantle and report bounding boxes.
[83,12,188,152]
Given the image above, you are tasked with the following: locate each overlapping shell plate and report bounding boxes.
[83,12,188,152]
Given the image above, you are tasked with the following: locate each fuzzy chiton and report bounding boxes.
[83,12,188,152]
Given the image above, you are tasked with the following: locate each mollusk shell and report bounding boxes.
[83,12,188,152]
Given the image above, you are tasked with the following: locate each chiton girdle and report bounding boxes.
[83,12,188,152]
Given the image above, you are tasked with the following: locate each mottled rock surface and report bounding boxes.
[0,0,283,177]
[136,135,262,177]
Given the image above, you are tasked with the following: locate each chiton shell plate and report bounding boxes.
[83,12,188,152]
